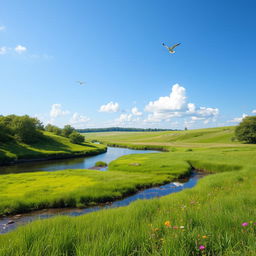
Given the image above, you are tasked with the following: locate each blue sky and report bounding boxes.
[1,0,256,129]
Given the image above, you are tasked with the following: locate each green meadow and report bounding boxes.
[85,126,240,148]
[0,131,106,165]
[1,127,256,255]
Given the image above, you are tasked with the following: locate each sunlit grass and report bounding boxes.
[0,165,184,216]
[1,128,256,255]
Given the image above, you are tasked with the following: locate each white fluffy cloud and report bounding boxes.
[227,113,248,123]
[0,26,5,31]
[117,113,133,122]
[252,110,256,114]
[114,107,143,125]
[50,104,70,118]
[15,45,27,54]
[145,84,187,113]
[99,101,119,113]
[144,84,219,124]
[0,47,7,55]
[131,107,142,116]
[70,113,90,128]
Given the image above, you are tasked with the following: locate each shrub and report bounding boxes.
[95,161,107,167]
[69,132,85,144]
[45,124,63,136]
[235,116,256,144]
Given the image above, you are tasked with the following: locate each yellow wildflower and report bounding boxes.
[164,221,171,227]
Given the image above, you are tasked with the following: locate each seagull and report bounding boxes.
[162,43,181,54]
[76,81,86,86]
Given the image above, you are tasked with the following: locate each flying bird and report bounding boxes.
[76,81,86,86]
[162,43,181,54]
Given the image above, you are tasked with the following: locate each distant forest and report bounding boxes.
[77,127,179,133]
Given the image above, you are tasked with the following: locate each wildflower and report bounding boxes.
[180,226,185,229]
[199,245,205,250]
[242,222,248,227]
[164,221,171,227]
[202,235,207,239]
[173,226,179,229]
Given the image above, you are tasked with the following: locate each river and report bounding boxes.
[0,146,206,234]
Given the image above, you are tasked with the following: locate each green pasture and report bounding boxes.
[1,126,256,255]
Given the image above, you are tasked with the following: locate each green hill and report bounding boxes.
[0,131,106,165]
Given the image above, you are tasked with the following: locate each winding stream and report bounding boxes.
[0,146,206,234]
[0,146,159,174]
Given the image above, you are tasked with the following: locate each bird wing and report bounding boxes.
[170,43,181,51]
[162,43,170,50]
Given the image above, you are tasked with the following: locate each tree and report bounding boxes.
[45,124,55,132]
[235,116,256,144]
[0,116,12,142]
[62,125,75,138]
[69,132,85,144]
[3,115,44,143]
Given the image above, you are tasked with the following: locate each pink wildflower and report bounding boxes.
[199,245,205,250]
[242,222,248,227]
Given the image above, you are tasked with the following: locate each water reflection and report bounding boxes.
[0,147,159,174]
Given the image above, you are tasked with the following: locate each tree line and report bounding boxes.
[77,127,178,133]
[1,114,256,145]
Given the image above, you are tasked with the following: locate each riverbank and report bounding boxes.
[0,131,107,165]
[0,171,205,234]
[1,128,256,255]
[1,151,256,255]
[0,151,191,216]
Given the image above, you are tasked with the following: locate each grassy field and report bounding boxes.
[0,131,106,165]
[1,127,256,255]
[85,126,242,148]
[0,163,187,216]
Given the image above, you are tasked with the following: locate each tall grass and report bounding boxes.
[0,166,256,255]
[1,128,256,255]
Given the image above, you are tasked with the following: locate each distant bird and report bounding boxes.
[76,81,86,86]
[162,43,181,54]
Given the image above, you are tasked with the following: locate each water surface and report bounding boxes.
[0,146,159,174]
[0,146,207,234]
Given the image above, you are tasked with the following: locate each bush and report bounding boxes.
[235,116,256,143]
[69,132,85,144]
[45,124,63,136]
